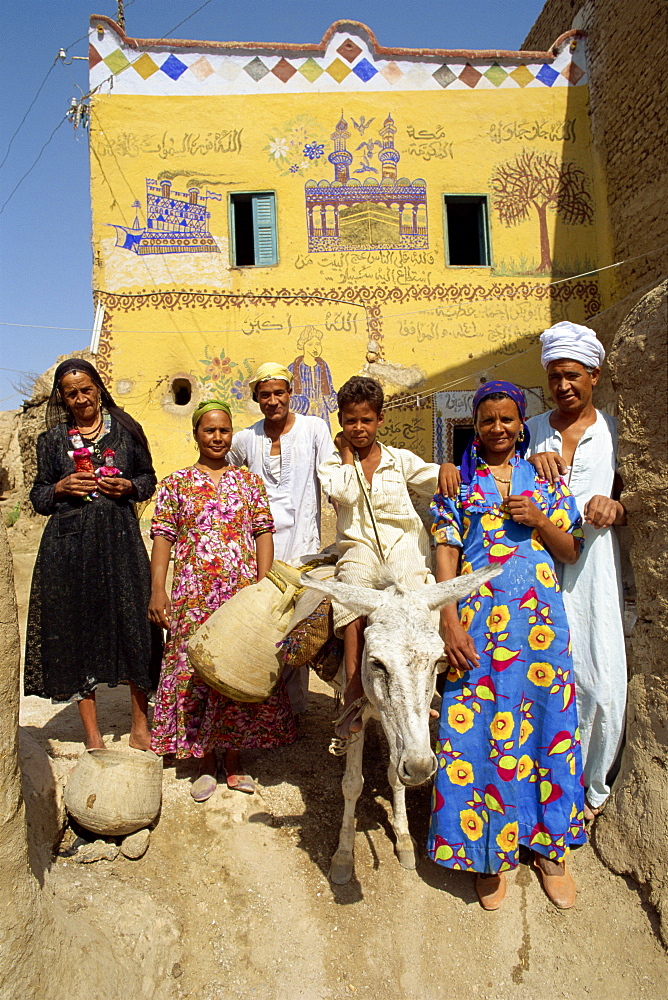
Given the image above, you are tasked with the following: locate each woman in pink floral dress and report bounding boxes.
[148,400,296,801]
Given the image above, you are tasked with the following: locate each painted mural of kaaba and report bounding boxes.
[305,113,428,253]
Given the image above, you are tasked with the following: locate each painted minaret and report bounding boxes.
[328,112,353,183]
[378,113,400,181]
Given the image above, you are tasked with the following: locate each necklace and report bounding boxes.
[491,473,512,485]
[77,415,104,441]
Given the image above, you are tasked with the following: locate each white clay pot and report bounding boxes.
[64,749,162,836]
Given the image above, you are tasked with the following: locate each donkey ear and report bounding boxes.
[299,573,384,617]
[422,564,503,611]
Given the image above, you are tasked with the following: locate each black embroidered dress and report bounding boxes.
[24,416,162,701]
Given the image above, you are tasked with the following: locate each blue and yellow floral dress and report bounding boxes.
[428,455,587,874]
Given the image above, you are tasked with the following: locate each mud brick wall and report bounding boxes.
[523,0,668,296]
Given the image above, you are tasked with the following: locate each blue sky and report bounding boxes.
[0,0,547,409]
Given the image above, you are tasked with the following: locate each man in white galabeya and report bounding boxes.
[227,362,335,715]
[526,321,627,821]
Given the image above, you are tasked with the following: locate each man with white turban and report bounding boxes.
[227,362,335,714]
[526,321,627,820]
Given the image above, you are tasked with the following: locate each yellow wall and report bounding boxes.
[90,43,611,479]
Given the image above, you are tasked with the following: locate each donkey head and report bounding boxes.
[300,564,502,786]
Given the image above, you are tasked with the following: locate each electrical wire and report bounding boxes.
[0,59,58,172]
[85,0,217,101]
[0,117,68,216]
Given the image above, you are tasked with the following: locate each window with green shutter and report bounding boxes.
[230,192,277,266]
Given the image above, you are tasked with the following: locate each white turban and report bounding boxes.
[539,321,605,370]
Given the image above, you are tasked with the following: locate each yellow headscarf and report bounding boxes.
[191,399,233,429]
[248,362,293,397]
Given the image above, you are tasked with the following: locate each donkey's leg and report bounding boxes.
[388,761,418,870]
[330,725,365,885]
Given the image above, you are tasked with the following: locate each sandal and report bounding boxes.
[190,774,217,802]
[226,773,255,795]
[329,695,367,756]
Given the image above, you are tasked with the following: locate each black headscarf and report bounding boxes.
[46,358,151,456]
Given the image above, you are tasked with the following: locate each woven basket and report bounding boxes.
[187,560,303,702]
[64,749,162,836]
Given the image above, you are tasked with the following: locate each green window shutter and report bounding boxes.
[252,193,277,265]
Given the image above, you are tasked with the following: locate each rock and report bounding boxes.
[19,727,67,876]
[75,840,120,864]
[120,828,150,859]
[596,279,668,946]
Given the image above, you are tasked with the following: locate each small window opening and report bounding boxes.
[171,378,192,406]
[230,192,277,267]
[452,424,475,466]
[444,196,491,266]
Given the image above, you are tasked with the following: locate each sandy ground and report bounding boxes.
[10,518,668,1000]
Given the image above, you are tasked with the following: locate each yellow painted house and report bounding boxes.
[88,15,612,477]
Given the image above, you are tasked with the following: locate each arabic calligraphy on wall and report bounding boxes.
[488,119,577,144]
[96,129,243,158]
[405,124,454,161]
[295,249,437,287]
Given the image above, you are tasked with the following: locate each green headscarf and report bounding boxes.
[191,399,233,429]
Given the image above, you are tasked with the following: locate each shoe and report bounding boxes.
[226,773,255,795]
[190,774,217,802]
[475,872,507,910]
[329,694,367,756]
[533,855,576,909]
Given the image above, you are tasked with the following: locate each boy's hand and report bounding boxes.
[334,431,355,464]
[438,463,461,498]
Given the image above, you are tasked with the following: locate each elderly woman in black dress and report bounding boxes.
[24,359,162,750]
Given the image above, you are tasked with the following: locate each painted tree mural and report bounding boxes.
[491,151,594,272]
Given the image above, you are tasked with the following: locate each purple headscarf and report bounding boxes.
[460,380,531,484]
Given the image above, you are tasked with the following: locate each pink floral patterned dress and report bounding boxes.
[150,465,297,758]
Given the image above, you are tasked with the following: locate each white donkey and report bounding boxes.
[300,563,502,885]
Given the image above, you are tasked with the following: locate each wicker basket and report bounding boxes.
[187,560,303,702]
[64,749,162,836]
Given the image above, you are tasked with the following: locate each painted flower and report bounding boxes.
[460,808,484,841]
[496,821,519,853]
[528,623,555,651]
[446,759,474,786]
[527,661,556,687]
[519,719,534,745]
[289,164,300,173]
[231,379,245,400]
[517,754,534,780]
[268,137,289,158]
[206,354,233,377]
[460,606,475,632]
[490,711,514,740]
[536,562,556,588]
[303,141,325,160]
[486,604,510,633]
[447,704,475,734]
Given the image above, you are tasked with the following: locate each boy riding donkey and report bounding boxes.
[318,376,452,749]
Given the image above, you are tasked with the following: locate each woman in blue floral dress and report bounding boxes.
[148,400,296,802]
[428,381,586,910]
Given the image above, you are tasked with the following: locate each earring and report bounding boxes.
[518,429,525,442]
